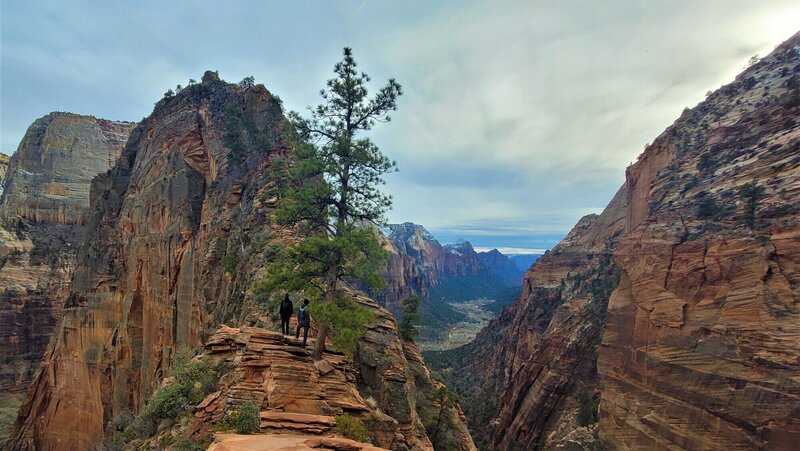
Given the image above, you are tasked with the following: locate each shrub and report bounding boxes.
[696,192,721,219]
[335,413,368,443]
[172,437,206,451]
[222,251,238,274]
[578,391,599,426]
[312,295,374,359]
[697,153,715,172]
[119,354,224,441]
[398,295,420,340]
[737,180,766,229]
[232,401,261,434]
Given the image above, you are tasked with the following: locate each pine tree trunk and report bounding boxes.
[313,265,338,360]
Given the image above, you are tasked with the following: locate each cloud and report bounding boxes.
[2,0,799,250]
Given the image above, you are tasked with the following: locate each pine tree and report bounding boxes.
[260,47,402,359]
[398,295,421,340]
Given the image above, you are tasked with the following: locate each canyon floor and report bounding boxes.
[418,299,496,351]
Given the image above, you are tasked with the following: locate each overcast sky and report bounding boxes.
[2,1,799,252]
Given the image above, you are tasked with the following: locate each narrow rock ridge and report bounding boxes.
[6,75,474,451]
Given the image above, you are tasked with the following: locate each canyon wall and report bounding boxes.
[374,222,504,325]
[7,73,291,450]
[431,31,800,451]
[598,33,800,450]
[0,114,134,395]
[6,75,474,451]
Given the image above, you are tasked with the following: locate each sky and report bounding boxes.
[2,1,799,253]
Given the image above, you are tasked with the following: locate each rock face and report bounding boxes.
[597,33,800,450]
[426,186,626,450]
[187,296,474,451]
[0,115,134,396]
[6,74,290,450]
[477,249,524,286]
[374,223,507,326]
[431,30,800,451]
[0,153,9,197]
[1,113,135,225]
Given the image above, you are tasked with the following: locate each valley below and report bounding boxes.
[418,298,497,351]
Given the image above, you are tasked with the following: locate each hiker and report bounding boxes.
[279,294,293,335]
[295,299,310,348]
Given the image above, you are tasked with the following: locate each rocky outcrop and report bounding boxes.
[597,32,800,450]
[0,115,134,396]
[0,153,9,197]
[0,113,135,225]
[6,73,290,450]
[119,294,474,450]
[477,249,524,286]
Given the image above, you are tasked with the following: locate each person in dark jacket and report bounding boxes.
[279,294,293,335]
[295,299,310,348]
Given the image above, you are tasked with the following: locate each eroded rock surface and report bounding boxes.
[1,113,135,225]
[7,74,290,450]
[598,32,800,450]
[0,115,134,395]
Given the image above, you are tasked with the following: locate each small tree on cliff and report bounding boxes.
[398,295,421,340]
[260,47,402,360]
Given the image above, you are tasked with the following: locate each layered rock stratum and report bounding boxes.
[0,114,134,395]
[6,74,474,451]
[431,31,800,450]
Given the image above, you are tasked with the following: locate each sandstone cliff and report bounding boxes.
[431,30,800,451]
[1,113,135,225]
[375,222,507,329]
[6,73,291,450]
[0,115,134,396]
[0,153,9,197]
[598,32,800,450]
[6,74,474,450]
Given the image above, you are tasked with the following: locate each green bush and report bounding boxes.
[312,295,374,359]
[335,413,368,443]
[232,401,261,434]
[118,354,224,441]
[578,391,599,426]
[696,192,722,219]
[222,251,238,274]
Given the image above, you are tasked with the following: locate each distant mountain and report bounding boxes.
[371,223,517,333]
[477,249,524,285]
[508,253,543,272]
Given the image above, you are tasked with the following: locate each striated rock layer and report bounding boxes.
[598,32,800,450]
[7,73,291,450]
[185,296,474,451]
[432,30,800,451]
[1,112,135,225]
[0,115,134,395]
[6,74,475,451]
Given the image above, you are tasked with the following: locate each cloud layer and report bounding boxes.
[2,0,799,250]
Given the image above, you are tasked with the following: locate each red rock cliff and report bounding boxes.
[598,32,800,450]
[6,73,291,450]
[431,30,800,451]
[0,114,134,395]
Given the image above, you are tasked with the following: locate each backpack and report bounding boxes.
[298,307,308,323]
